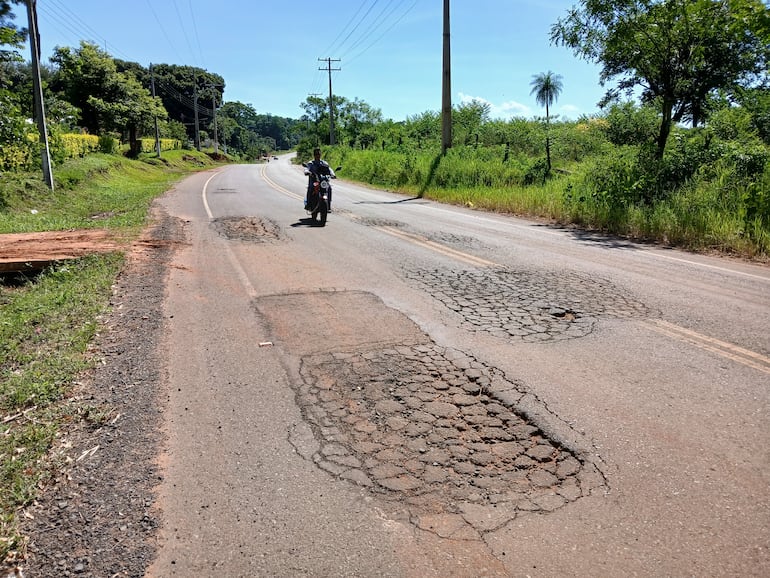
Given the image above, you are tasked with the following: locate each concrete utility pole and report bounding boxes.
[211,92,219,155]
[318,58,340,145]
[205,83,223,155]
[25,0,54,189]
[193,74,201,151]
[150,63,161,157]
[441,0,452,154]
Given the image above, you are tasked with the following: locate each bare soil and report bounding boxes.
[9,210,185,577]
[0,230,131,273]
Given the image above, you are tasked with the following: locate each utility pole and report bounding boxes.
[150,63,161,157]
[205,83,223,155]
[441,0,452,154]
[25,0,54,190]
[193,74,200,151]
[211,92,219,155]
[318,58,340,145]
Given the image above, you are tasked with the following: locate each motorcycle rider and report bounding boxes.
[304,147,336,211]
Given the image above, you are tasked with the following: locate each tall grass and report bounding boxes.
[324,138,769,259]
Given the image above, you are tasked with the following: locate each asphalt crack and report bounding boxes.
[405,266,652,343]
[295,342,607,537]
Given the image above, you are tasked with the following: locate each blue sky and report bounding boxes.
[24,0,608,122]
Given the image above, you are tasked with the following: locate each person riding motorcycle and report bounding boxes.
[304,148,336,211]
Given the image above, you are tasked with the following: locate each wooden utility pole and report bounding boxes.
[25,0,54,189]
[318,58,340,145]
[441,0,452,154]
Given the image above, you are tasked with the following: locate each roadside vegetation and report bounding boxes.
[0,150,221,564]
[315,100,770,258]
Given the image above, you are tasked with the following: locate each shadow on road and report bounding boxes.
[353,196,425,206]
[291,217,327,228]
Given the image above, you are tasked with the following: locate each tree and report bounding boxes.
[453,99,491,146]
[147,63,224,143]
[50,42,167,151]
[0,0,24,68]
[88,72,167,156]
[335,97,383,148]
[551,0,770,159]
[530,71,563,171]
[50,42,121,134]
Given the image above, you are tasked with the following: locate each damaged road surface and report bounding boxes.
[20,161,770,577]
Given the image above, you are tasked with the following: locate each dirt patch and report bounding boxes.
[212,216,281,242]
[0,230,130,273]
[14,210,184,577]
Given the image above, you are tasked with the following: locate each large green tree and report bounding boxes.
[453,99,492,147]
[49,42,167,150]
[148,63,224,143]
[551,0,770,158]
[88,72,167,155]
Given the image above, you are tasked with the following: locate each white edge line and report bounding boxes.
[201,171,220,219]
[643,251,769,282]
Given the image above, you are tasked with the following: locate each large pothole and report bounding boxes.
[406,266,652,342]
[212,216,281,242]
[296,343,606,533]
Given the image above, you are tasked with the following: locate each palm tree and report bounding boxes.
[530,71,563,172]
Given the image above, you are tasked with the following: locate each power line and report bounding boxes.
[44,0,108,50]
[345,0,418,66]
[186,0,206,68]
[320,0,377,58]
[171,0,200,68]
[340,0,404,59]
[330,0,381,57]
[144,0,185,64]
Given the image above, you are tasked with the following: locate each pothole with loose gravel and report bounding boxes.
[405,266,652,342]
[296,343,606,534]
[212,216,281,242]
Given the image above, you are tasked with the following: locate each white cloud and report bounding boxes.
[458,92,532,120]
[556,104,582,120]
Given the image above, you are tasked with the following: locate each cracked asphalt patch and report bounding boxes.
[298,345,604,524]
[406,266,652,342]
[256,290,606,539]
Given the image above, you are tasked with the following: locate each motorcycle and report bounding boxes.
[304,165,340,227]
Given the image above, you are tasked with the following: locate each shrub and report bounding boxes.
[98,134,119,154]
[0,91,36,171]
[55,133,101,158]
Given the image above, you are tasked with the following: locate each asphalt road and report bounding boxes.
[146,155,770,577]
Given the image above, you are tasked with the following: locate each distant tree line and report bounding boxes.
[1,0,768,170]
[0,0,301,163]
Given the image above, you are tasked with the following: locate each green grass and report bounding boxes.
[325,146,769,259]
[0,148,222,566]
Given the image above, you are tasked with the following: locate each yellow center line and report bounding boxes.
[261,164,300,198]
[645,319,770,375]
[260,166,768,375]
[375,225,498,268]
